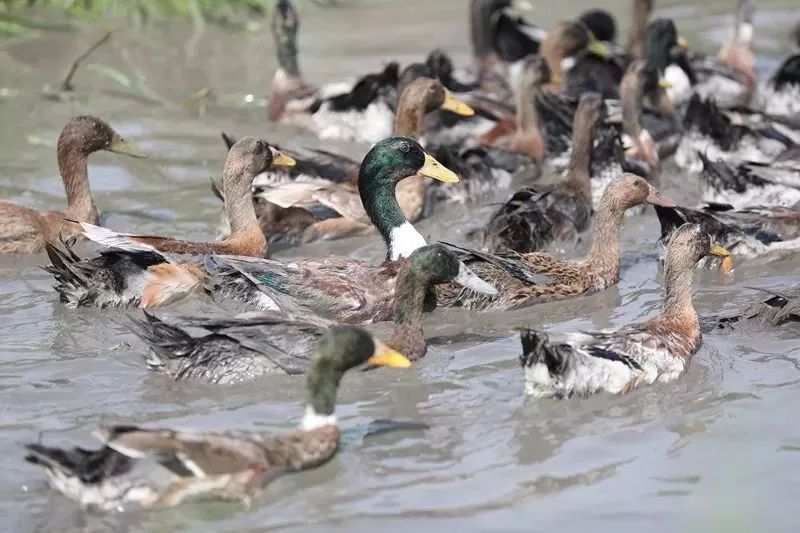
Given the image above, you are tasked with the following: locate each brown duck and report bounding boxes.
[520,223,731,398]
[0,116,144,254]
[44,137,295,309]
[439,173,676,311]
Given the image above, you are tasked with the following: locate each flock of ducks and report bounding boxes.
[5,0,798,513]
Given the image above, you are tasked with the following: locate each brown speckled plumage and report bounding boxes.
[439,173,674,310]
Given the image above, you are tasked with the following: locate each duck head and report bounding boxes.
[665,223,732,275]
[540,20,610,89]
[58,115,145,159]
[303,326,411,430]
[394,78,474,137]
[358,136,458,261]
[600,173,676,213]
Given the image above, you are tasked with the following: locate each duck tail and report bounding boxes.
[42,241,91,307]
[24,442,132,484]
[652,204,687,242]
[129,312,195,372]
[221,131,237,150]
[518,329,568,376]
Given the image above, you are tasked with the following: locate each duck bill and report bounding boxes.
[367,339,412,368]
[677,36,689,49]
[657,78,673,89]
[440,89,475,117]
[453,261,498,296]
[645,185,676,207]
[709,245,731,257]
[271,149,297,167]
[586,36,611,60]
[419,152,459,183]
[107,134,147,158]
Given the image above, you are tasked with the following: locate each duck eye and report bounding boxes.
[399,142,410,153]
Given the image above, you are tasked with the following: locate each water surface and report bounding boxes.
[1,1,799,531]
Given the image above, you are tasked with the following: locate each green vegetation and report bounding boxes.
[0,0,341,29]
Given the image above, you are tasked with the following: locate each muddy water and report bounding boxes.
[1,0,799,531]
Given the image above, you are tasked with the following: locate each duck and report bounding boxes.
[267,0,399,144]
[0,116,145,254]
[616,59,682,182]
[203,137,498,324]
[24,325,411,511]
[759,39,800,116]
[482,92,603,253]
[675,94,795,173]
[43,137,295,309]
[437,173,676,311]
[677,0,756,108]
[716,285,800,328]
[520,223,730,398]
[434,55,551,205]
[220,77,475,246]
[653,202,800,265]
[131,244,478,383]
[696,151,800,208]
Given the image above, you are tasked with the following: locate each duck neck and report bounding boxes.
[660,260,697,322]
[394,95,426,139]
[470,0,497,70]
[303,362,341,429]
[564,113,595,200]
[272,3,301,76]
[585,199,624,277]
[58,145,98,224]
[627,0,653,58]
[539,39,564,92]
[510,85,545,160]
[621,73,644,143]
[360,170,425,261]
[224,169,264,248]
[389,266,429,361]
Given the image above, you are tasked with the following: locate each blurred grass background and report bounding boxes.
[0,0,340,35]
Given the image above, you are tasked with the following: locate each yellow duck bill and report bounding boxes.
[440,89,475,117]
[367,339,412,368]
[270,149,297,167]
[419,152,460,183]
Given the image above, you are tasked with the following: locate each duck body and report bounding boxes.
[134,245,486,382]
[717,286,800,328]
[654,203,800,263]
[520,320,696,398]
[675,95,793,173]
[204,254,405,324]
[25,326,411,510]
[437,174,676,311]
[520,223,727,398]
[483,92,603,252]
[267,0,400,144]
[760,53,800,116]
[698,152,800,208]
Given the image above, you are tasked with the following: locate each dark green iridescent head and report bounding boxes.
[358,136,428,240]
[643,18,678,74]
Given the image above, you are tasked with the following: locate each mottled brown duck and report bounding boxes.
[0,116,144,254]
[438,173,676,311]
[482,92,603,253]
[520,223,730,398]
